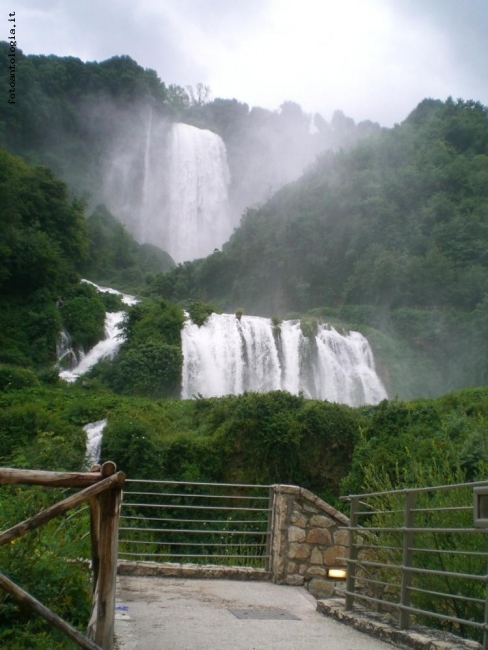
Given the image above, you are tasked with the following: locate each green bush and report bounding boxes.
[59,283,106,350]
[0,365,38,392]
[188,301,218,327]
[102,339,183,398]
[102,417,164,479]
[123,299,184,347]
[300,317,319,338]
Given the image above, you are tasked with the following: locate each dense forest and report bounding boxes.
[1,45,488,646]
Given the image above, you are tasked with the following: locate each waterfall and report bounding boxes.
[59,312,126,383]
[104,118,232,263]
[84,419,107,466]
[181,314,387,406]
[164,123,232,262]
[58,281,137,383]
[56,329,78,370]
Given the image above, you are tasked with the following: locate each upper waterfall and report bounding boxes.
[104,117,232,263]
[181,314,387,407]
[165,123,232,262]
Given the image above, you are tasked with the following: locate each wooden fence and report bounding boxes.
[0,462,125,650]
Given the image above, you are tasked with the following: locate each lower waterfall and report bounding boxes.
[181,314,387,406]
[84,419,107,466]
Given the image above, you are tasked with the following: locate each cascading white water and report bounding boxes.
[56,329,78,369]
[58,281,137,383]
[104,117,232,263]
[164,123,231,262]
[181,314,387,406]
[59,312,126,383]
[84,419,107,465]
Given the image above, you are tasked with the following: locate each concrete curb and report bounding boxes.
[117,560,271,581]
[317,598,482,650]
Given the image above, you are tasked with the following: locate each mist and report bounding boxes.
[95,96,381,263]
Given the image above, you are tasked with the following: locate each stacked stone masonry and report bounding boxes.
[270,485,350,599]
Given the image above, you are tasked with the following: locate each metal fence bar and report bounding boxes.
[348,557,488,582]
[122,503,270,512]
[119,479,272,569]
[120,527,269,535]
[345,497,359,611]
[346,526,483,534]
[125,479,271,488]
[411,547,488,557]
[400,491,415,629]
[119,552,268,559]
[340,479,488,500]
[408,585,485,605]
[399,604,487,631]
[411,506,472,513]
[121,516,268,525]
[342,479,488,647]
[119,540,265,547]
[126,491,269,500]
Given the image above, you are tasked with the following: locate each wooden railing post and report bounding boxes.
[90,497,101,592]
[0,463,127,650]
[91,462,123,650]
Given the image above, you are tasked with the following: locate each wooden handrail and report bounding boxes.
[0,467,105,487]
[0,461,125,650]
[0,471,125,547]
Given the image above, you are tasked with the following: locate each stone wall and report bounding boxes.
[270,485,350,599]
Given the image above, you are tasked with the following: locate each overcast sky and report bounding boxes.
[17,0,488,126]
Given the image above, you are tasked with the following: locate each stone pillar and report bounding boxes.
[270,485,350,599]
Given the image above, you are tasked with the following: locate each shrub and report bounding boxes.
[300,317,319,338]
[0,365,38,392]
[59,284,106,350]
[102,339,183,398]
[188,301,218,326]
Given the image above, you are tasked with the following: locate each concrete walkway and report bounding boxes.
[115,576,395,650]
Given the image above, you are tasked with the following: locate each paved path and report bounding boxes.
[115,576,394,650]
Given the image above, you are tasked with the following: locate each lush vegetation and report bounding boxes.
[80,205,174,289]
[2,364,488,643]
[0,379,90,649]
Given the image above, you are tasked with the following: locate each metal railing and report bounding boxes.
[119,479,273,569]
[341,480,488,649]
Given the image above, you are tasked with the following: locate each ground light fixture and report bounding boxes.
[326,567,347,580]
[473,485,488,527]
